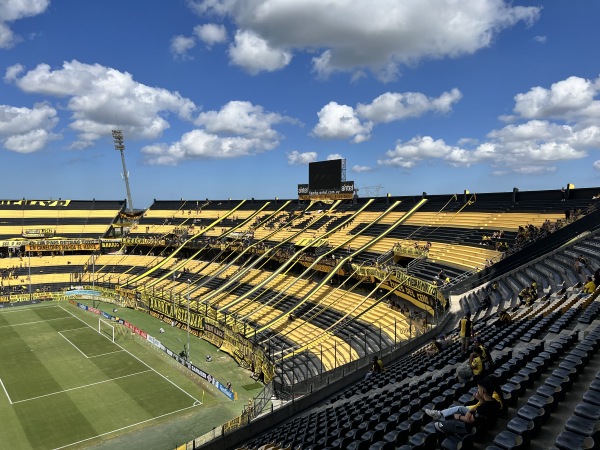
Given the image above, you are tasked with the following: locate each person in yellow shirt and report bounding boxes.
[583,276,596,295]
[456,347,483,382]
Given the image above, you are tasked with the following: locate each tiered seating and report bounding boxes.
[0,199,124,240]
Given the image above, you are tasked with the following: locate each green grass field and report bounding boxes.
[0,301,265,450]
[0,303,201,449]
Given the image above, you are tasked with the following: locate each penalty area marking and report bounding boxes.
[57,304,201,403]
[12,370,152,405]
[0,376,13,404]
[0,304,59,314]
[0,316,77,329]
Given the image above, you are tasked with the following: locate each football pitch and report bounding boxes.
[0,303,202,450]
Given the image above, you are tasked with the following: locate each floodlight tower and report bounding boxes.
[112,129,134,213]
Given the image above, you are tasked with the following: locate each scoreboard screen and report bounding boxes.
[309,160,342,191]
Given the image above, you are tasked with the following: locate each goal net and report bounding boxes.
[98,317,115,342]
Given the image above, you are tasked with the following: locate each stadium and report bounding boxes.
[3,2,600,449]
[2,155,600,449]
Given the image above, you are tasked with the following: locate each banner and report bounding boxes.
[0,199,71,207]
[0,291,63,303]
[26,243,100,252]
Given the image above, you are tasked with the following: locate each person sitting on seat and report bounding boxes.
[456,346,483,383]
[364,355,383,380]
[497,309,512,325]
[428,377,501,444]
[583,276,596,295]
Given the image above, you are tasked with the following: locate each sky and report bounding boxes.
[1,0,600,208]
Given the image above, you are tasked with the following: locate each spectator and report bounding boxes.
[583,276,596,295]
[425,338,442,356]
[428,377,501,444]
[456,346,483,383]
[458,313,473,355]
[364,355,383,380]
[497,309,512,325]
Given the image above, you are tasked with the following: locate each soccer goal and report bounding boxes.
[98,317,115,342]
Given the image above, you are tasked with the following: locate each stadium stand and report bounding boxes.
[2,187,600,449]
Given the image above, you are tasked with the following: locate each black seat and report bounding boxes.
[493,430,525,449]
[555,431,595,450]
[574,401,600,421]
[506,417,535,445]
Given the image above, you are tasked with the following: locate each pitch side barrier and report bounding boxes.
[67,297,236,401]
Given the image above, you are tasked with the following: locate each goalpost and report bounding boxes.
[98,317,115,342]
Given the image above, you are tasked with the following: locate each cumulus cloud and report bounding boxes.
[287,150,317,165]
[141,129,267,165]
[313,88,460,142]
[229,30,291,74]
[352,164,372,172]
[378,136,469,169]
[357,89,462,123]
[0,0,50,49]
[188,0,540,79]
[534,35,547,44]
[375,75,600,175]
[510,76,600,123]
[171,35,197,59]
[593,161,600,171]
[143,101,289,165]
[0,103,59,153]
[327,153,343,160]
[6,60,197,148]
[194,23,227,47]
[313,102,372,143]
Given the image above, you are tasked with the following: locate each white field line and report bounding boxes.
[0,316,75,329]
[87,349,125,358]
[58,304,201,403]
[12,370,152,405]
[57,330,90,359]
[52,404,200,450]
[0,376,13,404]
[0,304,58,314]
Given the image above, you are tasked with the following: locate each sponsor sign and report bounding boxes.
[299,181,355,200]
[22,228,55,238]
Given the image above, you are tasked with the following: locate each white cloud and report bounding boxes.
[312,102,372,143]
[327,153,343,160]
[0,103,59,153]
[171,35,197,59]
[313,88,461,143]
[194,23,227,46]
[144,101,289,165]
[142,129,268,165]
[593,160,600,171]
[189,0,540,79]
[378,136,468,169]
[287,150,317,165]
[376,75,600,175]
[357,89,462,123]
[195,100,286,140]
[352,164,372,173]
[511,76,600,122]
[228,30,291,74]
[533,35,547,44]
[7,60,197,148]
[0,0,50,49]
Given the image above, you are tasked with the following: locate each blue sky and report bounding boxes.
[1,0,600,208]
